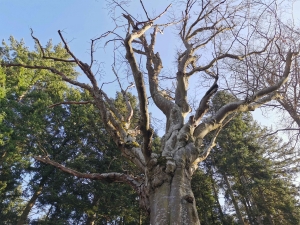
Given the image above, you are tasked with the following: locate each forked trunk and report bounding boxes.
[148,166,200,224]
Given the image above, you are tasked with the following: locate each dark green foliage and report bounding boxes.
[194,91,300,224]
[0,38,149,224]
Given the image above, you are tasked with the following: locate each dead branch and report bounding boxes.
[34,155,142,193]
[2,63,92,91]
[194,50,299,139]
[30,29,76,63]
[123,18,153,160]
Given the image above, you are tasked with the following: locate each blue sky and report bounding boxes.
[0,0,174,63]
[1,0,299,131]
[1,1,176,100]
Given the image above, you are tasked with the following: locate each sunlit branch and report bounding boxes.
[194,50,298,139]
[142,28,174,117]
[188,39,274,77]
[191,127,222,174]
[57,30,98,89]
[123,16,153,160]
[195,79,219,123]
[1,63,92,91]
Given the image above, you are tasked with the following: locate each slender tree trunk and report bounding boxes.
[208,163,226,224]
[239,176,263,225]
[222,172,245,225]
[248,199,263,225]
[212,180,226,223]
[139,209,143,225]
[240,198,253,225]
[17,177,47,225]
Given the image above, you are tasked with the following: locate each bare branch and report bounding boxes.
[57,30,98,89]
[195,79,219,124]
[30,29,76,63]
[90,29,123,68]
[124,19,153,160]
[194,50,299,139]
[191,127,222,174]
[1,63,92,91]
[263,128,300,137]
[141,28,175,117]
[34,156,142,193]
[186,46,272,77]
[139,0,150,21]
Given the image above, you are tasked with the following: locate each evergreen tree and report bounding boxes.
[202,91,300,224]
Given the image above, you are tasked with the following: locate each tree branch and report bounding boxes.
[194,79,219,124]
[30,29,76,63]
[1,63,93,91]
[194,50,299,139]
[124,17,153,161]
[191,127,222,174]
[142,28,175,117]
[34,156,142,193]
[57,30,98,89]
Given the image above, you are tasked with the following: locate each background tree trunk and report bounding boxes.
[17,177,46,225]
[223,172,245,225]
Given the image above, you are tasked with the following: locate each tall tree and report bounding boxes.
[1,1,300,224]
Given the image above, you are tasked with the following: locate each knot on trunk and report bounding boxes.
[165,159,176,174]
[183,195,194,203]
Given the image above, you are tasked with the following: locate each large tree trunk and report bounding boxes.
[148,165,200,224]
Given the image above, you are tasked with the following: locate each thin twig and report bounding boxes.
[140,0,150,20]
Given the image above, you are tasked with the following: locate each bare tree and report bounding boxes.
[228,4,300,141]
[2,0,299,224]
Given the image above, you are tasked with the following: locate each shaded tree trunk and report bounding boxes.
[222,172,245,225]
[239,176,264,225]
[258,189,275,225]
[208,163,226,224]
[240,197,256,225]
[17,177,47,225]
[212,178,226,224]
